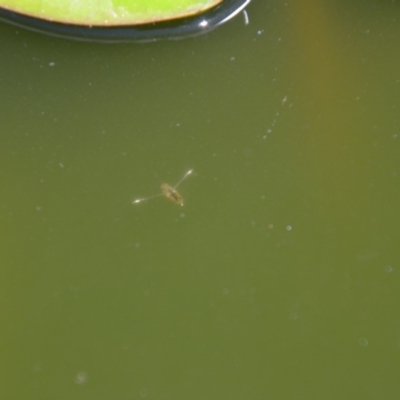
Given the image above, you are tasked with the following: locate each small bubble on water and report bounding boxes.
[358,337,368,347]
[74,371,88,385]
[384,265,393,273]
[286,225,292,231]
[222,288,229,295]
[139,388,149,397]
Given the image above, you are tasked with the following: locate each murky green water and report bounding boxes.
[1,1,400,399]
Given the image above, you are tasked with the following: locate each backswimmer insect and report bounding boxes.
[133,169,193,206]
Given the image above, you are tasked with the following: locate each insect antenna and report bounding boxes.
[173,169,194,189]
[132,192,163,205]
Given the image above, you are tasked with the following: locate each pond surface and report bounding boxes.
[1,1,400,399]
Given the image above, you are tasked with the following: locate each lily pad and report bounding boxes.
[0,0,223,25]
[0,0,251,41]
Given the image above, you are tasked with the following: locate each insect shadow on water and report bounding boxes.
[133,169,193,206]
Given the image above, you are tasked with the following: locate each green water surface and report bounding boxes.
[1,1,400,399]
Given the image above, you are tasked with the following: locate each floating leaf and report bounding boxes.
[0,0,223,25]
[0,0,251,41]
